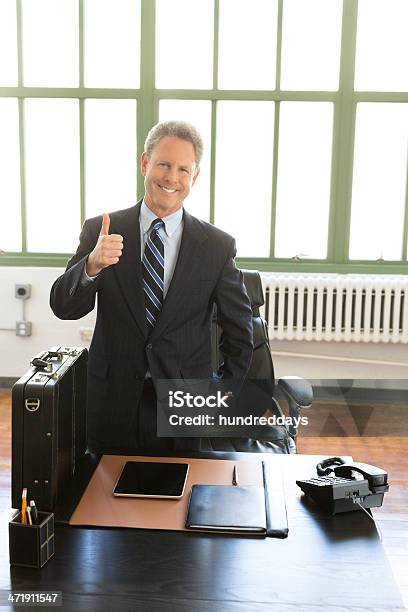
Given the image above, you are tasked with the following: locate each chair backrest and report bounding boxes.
[208,270,295,453]
[211,270,275,390]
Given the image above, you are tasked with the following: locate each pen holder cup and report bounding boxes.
[9,511,55,568]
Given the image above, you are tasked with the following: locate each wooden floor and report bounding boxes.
[1,390,407,606]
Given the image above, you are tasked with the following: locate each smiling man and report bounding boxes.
[50,120,253,453]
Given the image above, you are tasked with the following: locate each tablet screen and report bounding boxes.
[113,461,189,499]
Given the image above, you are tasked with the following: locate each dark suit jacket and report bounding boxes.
[50,201,253,450]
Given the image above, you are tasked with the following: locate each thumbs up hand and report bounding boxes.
[100,212,110,236]
[86,213,124,277]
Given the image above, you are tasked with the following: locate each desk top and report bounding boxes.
[1,453,404,612]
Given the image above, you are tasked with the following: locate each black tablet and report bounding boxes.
[113,461,189,499]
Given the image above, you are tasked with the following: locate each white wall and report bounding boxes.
[0,267,407,380]
[0,267,94,378]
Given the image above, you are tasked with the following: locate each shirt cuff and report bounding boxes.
[80,261,99,286]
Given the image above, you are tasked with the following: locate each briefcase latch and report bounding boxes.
[25,398,40,412]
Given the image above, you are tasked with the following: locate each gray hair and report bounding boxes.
[144,120,204,166]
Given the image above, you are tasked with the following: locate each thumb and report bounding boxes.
[100,213,110,236]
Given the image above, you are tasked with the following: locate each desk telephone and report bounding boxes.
[296,457,389,515]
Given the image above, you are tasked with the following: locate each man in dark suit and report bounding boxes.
[50,120,253,453]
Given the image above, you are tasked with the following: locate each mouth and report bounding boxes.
[157,183,178,194]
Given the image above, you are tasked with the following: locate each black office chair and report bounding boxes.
[201,270,313,454]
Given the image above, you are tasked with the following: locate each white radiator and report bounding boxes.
[261,274,408,343]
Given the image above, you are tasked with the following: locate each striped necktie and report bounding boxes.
[143,218,165,330]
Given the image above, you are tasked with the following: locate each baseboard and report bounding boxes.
[0,377,18,390]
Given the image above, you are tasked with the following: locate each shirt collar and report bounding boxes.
[140,200,183,237]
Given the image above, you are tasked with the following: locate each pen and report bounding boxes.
[26,506,32,525]
[21,488,27,524]
[232,464,239,486]
[30,500,38,524]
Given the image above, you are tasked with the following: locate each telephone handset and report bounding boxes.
[334,462,388,489]
[296,457,389,515]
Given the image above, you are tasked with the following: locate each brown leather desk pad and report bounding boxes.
[69,455,264,531]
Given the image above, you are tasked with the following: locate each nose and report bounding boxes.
[163,166,178,185]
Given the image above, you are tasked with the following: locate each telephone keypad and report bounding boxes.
[301,476,353,486]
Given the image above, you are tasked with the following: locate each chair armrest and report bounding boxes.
[277,376,313,408]
[277,376,313,440]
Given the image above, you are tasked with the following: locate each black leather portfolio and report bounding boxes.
[186,484,267,533]
[262,461,289,538]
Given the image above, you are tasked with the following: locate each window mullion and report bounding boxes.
[137,0,156,199]
[328,0,358,265]
[269,0,283,258]
[275,0,283,91]
[16,0,27,252]
[79,0,84,87]
[269,102,279,258]
[209,100,217,225]
[79,99,85,225]
[212,0,219,91]
[16,0,23,87]
[78,0,85,225]
[209,0,219,224]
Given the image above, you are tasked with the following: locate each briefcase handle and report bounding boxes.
[31,350,62,371]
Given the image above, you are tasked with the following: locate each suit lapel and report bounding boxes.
[112,201,148,339]
[151,209,208,340]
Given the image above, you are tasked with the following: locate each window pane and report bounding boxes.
[156,0,213,89]
[84,0,141,88]
[22,0,79,87]
[349,103,408,261]
[25,99,80,252]
[0,99,21,252]
[275,102,333,259]
[280,0,342,91]
[159,100,211,222]
[215,102,274,257]
[218,0,277,90]
[0,0,18,86]
[85,100,137,219]
[355,0,408,91]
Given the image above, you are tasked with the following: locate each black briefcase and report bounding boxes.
[12,347,88,511]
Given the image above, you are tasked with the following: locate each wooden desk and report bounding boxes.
[1,453,404,611]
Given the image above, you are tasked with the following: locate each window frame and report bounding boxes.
[0,0,407,273]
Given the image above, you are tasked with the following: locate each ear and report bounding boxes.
[141,151,149,177]
[191,166,200,187]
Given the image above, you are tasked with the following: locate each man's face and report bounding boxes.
[141,136,200,217]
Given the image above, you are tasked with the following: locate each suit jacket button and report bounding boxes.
[146,343,152,350]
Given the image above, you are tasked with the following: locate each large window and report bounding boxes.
[0,0,407,273]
